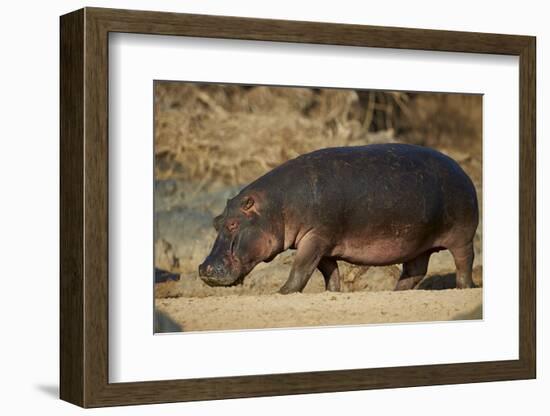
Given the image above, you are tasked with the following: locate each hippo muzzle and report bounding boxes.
[198,257,242,287]
[198,233,247,286]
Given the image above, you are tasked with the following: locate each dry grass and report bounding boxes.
[157,84,409,187]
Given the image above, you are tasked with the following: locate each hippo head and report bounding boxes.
[198,193,281,287]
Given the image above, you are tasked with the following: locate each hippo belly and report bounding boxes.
[332,236,436,267]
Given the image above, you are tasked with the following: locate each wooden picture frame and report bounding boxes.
[60,7,536,408]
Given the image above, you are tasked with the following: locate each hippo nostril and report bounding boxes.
[199,262,216,278]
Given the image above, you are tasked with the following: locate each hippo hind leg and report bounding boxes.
[317,257,342,292]
[449,242,475,289]
[394,250,432,291]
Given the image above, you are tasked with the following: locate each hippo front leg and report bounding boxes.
[279,235,327,294]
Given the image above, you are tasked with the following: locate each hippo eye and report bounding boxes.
[226,221,239,232]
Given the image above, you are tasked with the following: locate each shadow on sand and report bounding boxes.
[417,273,483,320]
[154,308,183,333]
[417,273,458,290]
[452,304,483,320]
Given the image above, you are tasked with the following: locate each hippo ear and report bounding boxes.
[241,196,255,212]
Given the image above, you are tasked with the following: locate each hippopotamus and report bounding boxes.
[198,144,478,294]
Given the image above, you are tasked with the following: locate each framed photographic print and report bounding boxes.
[60,7,536,408]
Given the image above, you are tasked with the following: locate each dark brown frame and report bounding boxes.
[60,7,536,408]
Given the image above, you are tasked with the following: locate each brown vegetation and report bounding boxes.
[155,83,481,189]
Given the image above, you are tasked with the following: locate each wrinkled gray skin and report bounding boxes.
[198,144,478,293]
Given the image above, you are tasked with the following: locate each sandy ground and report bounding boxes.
[155,288,482,332]
[154,260,483,332]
